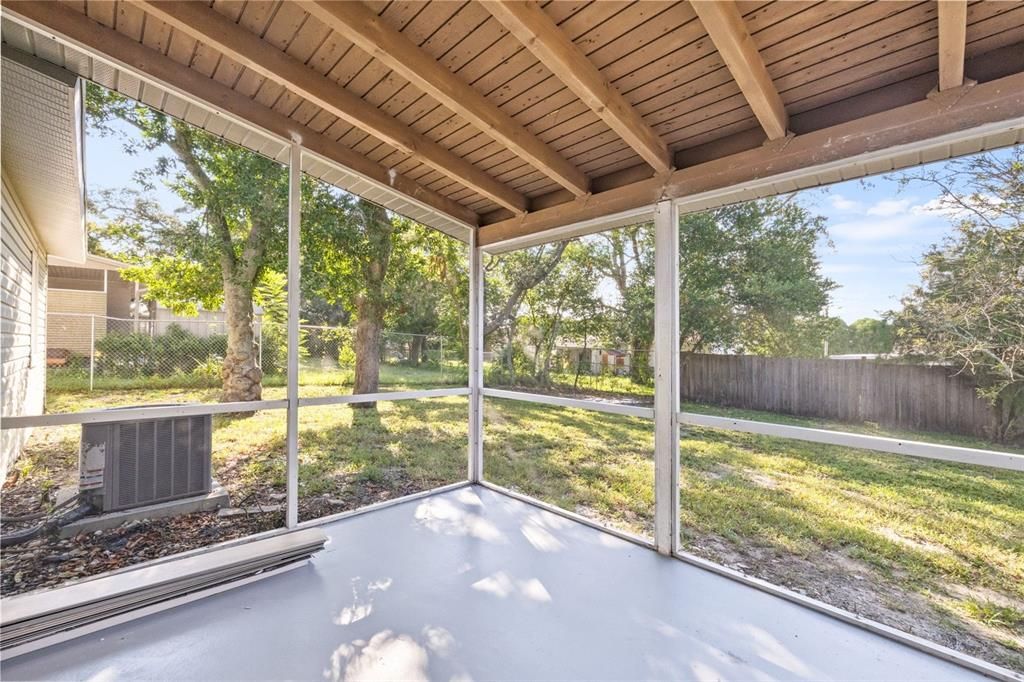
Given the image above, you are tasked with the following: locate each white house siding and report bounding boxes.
[48,289,107,354]
[1,175,48,478]
[153,306,229,338]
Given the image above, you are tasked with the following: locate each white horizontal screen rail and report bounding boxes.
[483,388,654,419]
[1,400,290,429]
[298,387,470,407]
[679,411,1024,472]
[1,389,472,430]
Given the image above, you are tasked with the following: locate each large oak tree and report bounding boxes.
[892,148,1024,441]
[87,85,287,402]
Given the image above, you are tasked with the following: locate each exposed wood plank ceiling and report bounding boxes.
[482,0,673,174]
[296,0,591,198]
[689,0,787,140]
[3,0,1024,243]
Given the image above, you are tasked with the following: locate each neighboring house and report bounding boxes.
[46,253,145,357]
[551,334,652,376]
[518,331,652,377]
[559,345,635,376]
[45,255,244,362]
[1,49,87,478]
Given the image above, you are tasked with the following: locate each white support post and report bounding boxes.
[653,200,680,555]
[285,143,301,529]
[467,228,484,482]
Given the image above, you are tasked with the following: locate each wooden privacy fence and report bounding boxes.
[679,353,998,439]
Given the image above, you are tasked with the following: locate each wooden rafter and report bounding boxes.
[478,69,1024,245]
[938,0,968,91]
[2,0,479,228]
[691,0,789,140]
[483,1,672,174]
[133,0,527,215]
[297,0,589,197]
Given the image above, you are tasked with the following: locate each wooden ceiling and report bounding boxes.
[5,0,1024,244]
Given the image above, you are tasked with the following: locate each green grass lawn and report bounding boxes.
[484,399,655,534]
[11,378,1024,670]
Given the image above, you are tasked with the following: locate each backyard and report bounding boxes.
[2,372,1022,671]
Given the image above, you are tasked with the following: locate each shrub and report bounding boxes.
[95,324,227,377]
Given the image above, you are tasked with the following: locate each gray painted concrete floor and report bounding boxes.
[4,485,985,681]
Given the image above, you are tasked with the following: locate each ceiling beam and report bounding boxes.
[938,0,968,91]
[133,0,527,215]
[691,1,788,140]
[479,69,1024,246]
[483,1,672,174]
[297,0,589,197]
[2,1,479,228]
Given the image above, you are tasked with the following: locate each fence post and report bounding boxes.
[257,320,263,373]
[133,281,140,334]
[89,315,96,392]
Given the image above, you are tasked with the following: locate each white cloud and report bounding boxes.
[820,263,866,275]
[830,194,861,212]
[829,214,925,241]
[866,198,913,217]
[912,194,1004,219]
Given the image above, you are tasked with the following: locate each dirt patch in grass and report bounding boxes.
[685,535,1024,672]
[299,477,425,521]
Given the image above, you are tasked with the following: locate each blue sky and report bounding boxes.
[85,118,991,324]
[86,118,190,215]
[799,173,967,323]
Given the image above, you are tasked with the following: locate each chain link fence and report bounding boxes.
[484,338,654,402]
[45,312,466,392]
[301,325,464,388]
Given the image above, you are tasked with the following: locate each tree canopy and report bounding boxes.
[678,198,835,355]
[891,148,1024,439]
[86,84,466,403]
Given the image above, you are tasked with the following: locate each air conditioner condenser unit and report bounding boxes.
[79,408,213,513]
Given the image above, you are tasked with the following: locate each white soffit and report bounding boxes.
[1,49,85,261]
[0,18,472,243]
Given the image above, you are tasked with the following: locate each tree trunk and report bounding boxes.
[628,333,650,384]
[221,283,262,402]
[352,300,383,407]
[409,335,424,366]
[996,383,1024,443]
